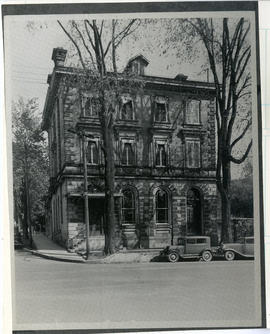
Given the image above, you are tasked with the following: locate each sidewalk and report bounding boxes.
[24,233,85,263]
[23,233,162,264]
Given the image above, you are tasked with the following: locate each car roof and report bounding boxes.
[184,236,210,239]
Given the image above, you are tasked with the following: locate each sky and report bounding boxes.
[4,16,205,113]
[3,14,252,179]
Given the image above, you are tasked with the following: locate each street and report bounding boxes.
[14,250,259,330]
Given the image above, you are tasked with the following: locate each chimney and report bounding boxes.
[52,47,67,67]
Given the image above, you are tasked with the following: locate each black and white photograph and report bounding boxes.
[2,1,265,332]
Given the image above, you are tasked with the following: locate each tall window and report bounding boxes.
[155,190,168,224]
[186,140,200,168]
[155,144,167,167]
[154,97,167,122]
[121,101,134,120]
[87,141,99,165]
[122,142,135,166]
[122,189,135,224]
[187,188,202,235]
[84,97,99,117]
[186,100,200,124]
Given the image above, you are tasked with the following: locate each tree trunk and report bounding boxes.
[217,157,233,243]
[100,102,116,255]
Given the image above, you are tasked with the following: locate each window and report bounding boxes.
[155,189,168,224]
[121,101,134,120]
[87,141,99,164]
[155,144,167,167]
[83,96,99,117]
[122,142,135,166]
[186,100,200,124]
[120,95,135,120]
[186,140,200,168]
[122,189,135,224]
[154,96,168,122]
[187,188,202,235]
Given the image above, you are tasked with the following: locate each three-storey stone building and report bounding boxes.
[42,47,219,251]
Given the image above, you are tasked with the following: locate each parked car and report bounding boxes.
[160,236,215,262]
[217,236,254,261]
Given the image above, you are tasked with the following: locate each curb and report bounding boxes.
[23,248,86,264]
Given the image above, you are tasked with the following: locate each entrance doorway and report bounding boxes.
[88,198,105,236]
[187,188,202,235]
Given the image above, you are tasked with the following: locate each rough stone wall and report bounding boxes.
[62,177,218,249]
[59,86,216,171]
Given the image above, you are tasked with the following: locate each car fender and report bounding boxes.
[222,247,254,258]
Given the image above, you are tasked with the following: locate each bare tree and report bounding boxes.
[175,18,252,242]
[57,19,141,254]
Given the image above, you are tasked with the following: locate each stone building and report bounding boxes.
[42,47,219,251]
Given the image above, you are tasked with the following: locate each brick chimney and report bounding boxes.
[52,47,67,67]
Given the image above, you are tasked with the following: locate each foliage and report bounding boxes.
[12,97,49,236]
[231,177,253,217]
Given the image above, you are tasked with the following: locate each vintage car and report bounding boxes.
[218,236,254,261]
[160,236,214,262]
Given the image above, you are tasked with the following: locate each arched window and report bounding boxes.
[155,189,168,224]
[122,142,135,165]
[187,188,202,235]
[87,141,99,165]
[122,189,135,224]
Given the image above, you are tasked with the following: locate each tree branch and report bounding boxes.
[57,20,86,69]
[229,140,252,164]
[230,120,251,148]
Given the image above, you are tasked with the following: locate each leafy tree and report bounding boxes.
[165,18,252,242]
[57,19,142,255]
[12,97,49,242]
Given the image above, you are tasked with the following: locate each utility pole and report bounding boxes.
[81,131,90,259]
[69,126,93,259]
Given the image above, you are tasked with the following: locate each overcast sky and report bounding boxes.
[4,14,252,179]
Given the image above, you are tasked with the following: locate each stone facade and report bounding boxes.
[42,48,219,251]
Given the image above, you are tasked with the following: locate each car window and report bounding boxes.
[178,238,185,246]
[245,238,254,244]
[186,239,196,244]
[197,238,207,244]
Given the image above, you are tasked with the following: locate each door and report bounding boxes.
[88,198,105,236]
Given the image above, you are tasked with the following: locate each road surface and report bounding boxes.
[13,250,260,330]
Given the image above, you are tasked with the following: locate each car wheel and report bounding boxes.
[224,250,235,261]
[168,252,179,263]
[201,250,213,262]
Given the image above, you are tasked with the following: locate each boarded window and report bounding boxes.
[186,140,200,168]
[186,100,200,124]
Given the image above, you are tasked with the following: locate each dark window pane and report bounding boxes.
[87,142,98,164]
[122,190,135,224]
[156,144,167,167]
[155,190,168,224]
[155,102,167,122]
[121,101,133,120]
[122,143,135,165]
[187,239,196,244]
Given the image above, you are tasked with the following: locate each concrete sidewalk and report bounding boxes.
[23,233,162,264]
[24,233,85,263]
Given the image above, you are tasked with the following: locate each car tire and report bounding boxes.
[168,252,179,263]
[201,250,213,262]
[224,250,235,261]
